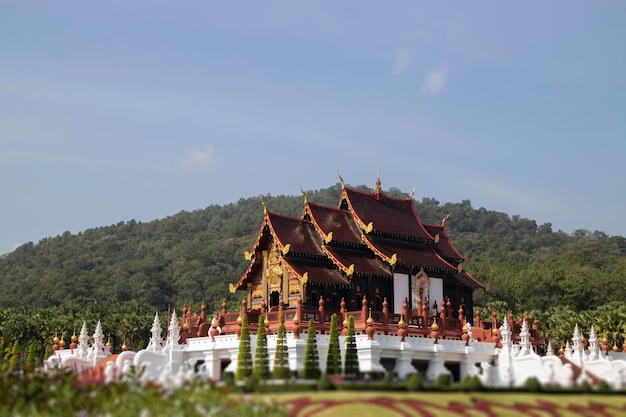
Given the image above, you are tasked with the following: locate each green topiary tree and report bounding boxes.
[325,313,340,375]
[254,314,269,380]
[302,319,320,379]
[236,314,252,381]
[273,312,290,379]
[343,315,359,378]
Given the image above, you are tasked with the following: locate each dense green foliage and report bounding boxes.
[0,369,286,416]
[303,319,321,379]
[272,313,290,380]
[253,314,269,380]
[1,183,625,314]
[236,314,252,381]
[326,314,340,375]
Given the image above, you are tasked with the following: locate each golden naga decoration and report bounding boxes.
[300,185,308,204]
[244,251,254,261]
[441,213,450,226]
[281,243,291,255]
[337,171,345,189]
[346,264,355,277]
[390,253,398,267]
[324,231,333,244]
[297,272,309,284]
[259,195,267,213]
[365,222,374,233]
[228,283,237,294]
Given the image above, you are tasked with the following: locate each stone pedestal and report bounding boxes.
[426,344,450,382]
[356,339,385,374]
[395,341,415,379]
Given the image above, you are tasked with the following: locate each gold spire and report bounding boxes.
[337,171,345,189]
[259,195,267,213]
[441,214,450,226]
[300,185,308,204]
[374,168,381,193]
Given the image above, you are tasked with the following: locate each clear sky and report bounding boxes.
[2,1,625,255]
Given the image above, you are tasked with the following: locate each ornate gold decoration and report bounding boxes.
[409,187,416,199]
[346,264,355,277]
[228,283,237,294]
[441,214,450,226]
[338,171,345,188]
[299,272,309,284]
[365,222,374,233]
[324,231,333,244]
[267,243,284,288]
[244,251,254,261]
[281,243,291,255]
[389,253,397,267]
[259,195,267,213]
[300,185,307,204]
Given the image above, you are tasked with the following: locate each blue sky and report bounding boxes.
[1,1,625,255]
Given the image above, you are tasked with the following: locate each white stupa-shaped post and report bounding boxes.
[500,318,512,353]
[587,325,598,361]
[93,320,104,348]
[148,312,164,352]
[546,340,554,356]
[92,320,109,365]
[571,324,581,364]
[167,310,180,345]
[519,318,531,356]
[564,340,572,359]
[77,322,90,359]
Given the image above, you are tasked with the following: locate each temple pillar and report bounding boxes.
[394,341,415,379]
[425,344,450,382]
[356,337,385,374]
[287,335,307,377]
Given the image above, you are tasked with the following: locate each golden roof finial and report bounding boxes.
[441,214,450,227]
[299,185,307,204]
[374,168,381,193]
[259,195,267,213]
[409,187,416,199]
[337,171,345,189]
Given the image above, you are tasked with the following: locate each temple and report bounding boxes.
[42,177,626,390]
[230,175,484,330]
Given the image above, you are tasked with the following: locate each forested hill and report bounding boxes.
[1,183,625,314]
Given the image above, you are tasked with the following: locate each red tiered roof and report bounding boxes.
[234,179,484,292]
[342,187,433,241]
[306,201,363,246]
[423,223,466,264]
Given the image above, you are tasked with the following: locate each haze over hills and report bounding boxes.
[1,184,625,314]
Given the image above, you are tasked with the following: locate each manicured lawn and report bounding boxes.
[270,391,626,417]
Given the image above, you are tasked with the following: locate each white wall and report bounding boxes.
[393,273,409,314]
[429,277,443,313]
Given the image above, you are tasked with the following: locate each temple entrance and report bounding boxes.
[269,290,280,308]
